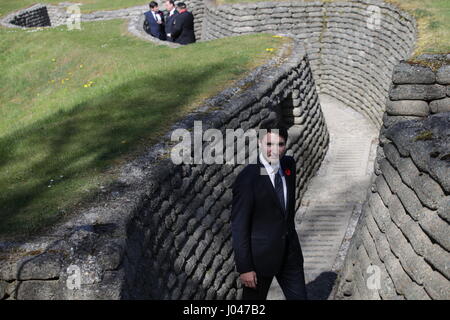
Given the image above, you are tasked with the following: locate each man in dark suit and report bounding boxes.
[164,0,178,42]
[171,2,196,45]
[144,1,166,41]
[231,120,307,300]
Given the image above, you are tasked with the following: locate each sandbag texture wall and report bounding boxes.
[334,55,450,300]
[8,4,51,27]
[201,0,417,128]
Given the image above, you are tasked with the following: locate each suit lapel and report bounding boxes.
[257,158,287,219]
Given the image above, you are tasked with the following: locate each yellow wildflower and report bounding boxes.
[265,48,275,52]
[83,80,94,88]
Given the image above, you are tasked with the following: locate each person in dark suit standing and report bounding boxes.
[144,1,166,41]
[231,120,307,300]
[171,2,196,45]
[164,0,179,42]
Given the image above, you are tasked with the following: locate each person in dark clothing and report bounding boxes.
[231,120,307,300]
[171,2,196,45]
[144,1,166,41]
[164,0,179,42]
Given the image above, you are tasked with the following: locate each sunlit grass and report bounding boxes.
[0,19,286,237]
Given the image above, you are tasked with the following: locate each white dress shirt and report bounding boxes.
[153,11,161,22]
[259,153,287,209]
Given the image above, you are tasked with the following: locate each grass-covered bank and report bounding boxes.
[0,19,286,237]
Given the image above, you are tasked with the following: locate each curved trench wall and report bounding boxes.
[334,56,450,300]
[5,4,51,27]
[0,41,329,299]
[201,0,417,128]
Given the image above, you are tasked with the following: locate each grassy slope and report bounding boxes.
[220,0,450,55]
[0,18,285,237]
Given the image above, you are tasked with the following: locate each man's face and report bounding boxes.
[259,132,287,164]
[152,5,159,12]
[165,1,174,11]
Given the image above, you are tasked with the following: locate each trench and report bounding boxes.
[0,0,420,300]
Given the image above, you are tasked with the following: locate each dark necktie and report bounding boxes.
[275,170,285,213]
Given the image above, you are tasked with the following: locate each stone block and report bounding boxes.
[386,100,429,116]
[383,143,401,168]
[397,157,420,188]
[437,196,450,223]
[423,271,450,300]
[412,173,445,210]
[423,244,450,280]
[389,84,446,101]
[17,280,61,300]
[17,253,61,281]
[388,195,410,227]
[382,114,424,128]
[380,158,402,192]
[395,183,423,221]
[383,253,412,297]
[418,209,450,251]
[392,61,435,84]
[436,65,450,84]
[369,193,391,233]
[374,175,392,206]
[429,98,450,113]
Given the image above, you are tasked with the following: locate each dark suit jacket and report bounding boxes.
[144,10,166,40]
[171,11,196,45]
[165,9,179,41]
[231,155,304,277]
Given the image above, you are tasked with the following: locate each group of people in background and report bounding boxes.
[144,1,196,45]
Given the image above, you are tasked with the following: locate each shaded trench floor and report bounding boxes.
[267,94,379,300]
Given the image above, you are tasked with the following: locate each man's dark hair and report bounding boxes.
[149,1,159,8]
[258,119,288,142]
[165,0,175,5]
[177,2,187,9]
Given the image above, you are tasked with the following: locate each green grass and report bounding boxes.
[0,19,286,237]
[386,0,450,55]
[220,0,450,55]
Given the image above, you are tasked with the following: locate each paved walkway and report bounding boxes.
[267,94,379,300]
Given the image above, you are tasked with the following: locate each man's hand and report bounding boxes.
[240,271,257,288]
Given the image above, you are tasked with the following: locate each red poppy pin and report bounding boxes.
[284,168,291,176]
